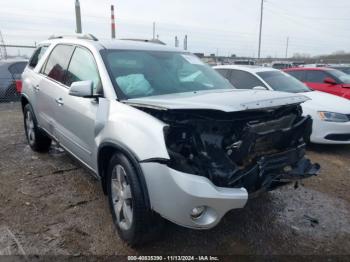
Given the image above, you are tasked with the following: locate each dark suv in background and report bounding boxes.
[0,59,27,102]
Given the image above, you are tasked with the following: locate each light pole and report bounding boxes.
[111,5,116,39]
[285,37,289,59]
[258,0,264,59]
[153,22,156,40]
[75,0,82,33]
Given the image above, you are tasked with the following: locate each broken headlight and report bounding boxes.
[318,111,349,123]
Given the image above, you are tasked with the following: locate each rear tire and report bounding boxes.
[107,153,163,246]
[23,104,52,152]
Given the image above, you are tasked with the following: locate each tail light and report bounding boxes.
[15,80,22,94]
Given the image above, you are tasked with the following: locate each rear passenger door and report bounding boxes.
[37,44,75,138]
[54,46,102,167]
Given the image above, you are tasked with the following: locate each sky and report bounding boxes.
[1,0,350,58]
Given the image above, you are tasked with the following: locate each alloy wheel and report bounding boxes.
[111,164,133,230]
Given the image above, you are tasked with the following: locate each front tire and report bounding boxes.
[107,153,162,246]
[23,104,52,152]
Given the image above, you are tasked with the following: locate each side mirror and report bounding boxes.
[253,86,268,90]
[69,80,94,98]
[324,77,337,85]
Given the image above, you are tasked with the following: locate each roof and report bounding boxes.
[283,67,336,71]
[213,65,278,73]
[42,36,180,53]
[100,40,179,52]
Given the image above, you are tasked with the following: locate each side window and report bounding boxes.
[216,69,230,78]
[287,71,305,81]
[42,45,75,84]
[229,70,265,89]
[306,71,328,83]
[28,46,48,69]
[65,47,102,93]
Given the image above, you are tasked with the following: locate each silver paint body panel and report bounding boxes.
[21,38,309,228]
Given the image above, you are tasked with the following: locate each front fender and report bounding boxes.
[95,100,170,161]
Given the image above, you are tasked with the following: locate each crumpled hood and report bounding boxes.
[125,89,309,112]
[302,91,350,114]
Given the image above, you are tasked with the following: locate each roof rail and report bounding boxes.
[48,33,98,41]
[121,38,166,45]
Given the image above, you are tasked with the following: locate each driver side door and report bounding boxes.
[54,46,103,168]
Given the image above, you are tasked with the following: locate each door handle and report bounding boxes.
[33,85,40,92]
[55,98,64,106]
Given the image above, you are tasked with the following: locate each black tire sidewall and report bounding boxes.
[24,104,37,147]
[23,103,51,152]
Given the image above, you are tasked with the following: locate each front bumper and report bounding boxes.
[141,162,248,229]
[141,147,319,229]
[311,118,350,144]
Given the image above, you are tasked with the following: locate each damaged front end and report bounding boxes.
[136,103,320,195]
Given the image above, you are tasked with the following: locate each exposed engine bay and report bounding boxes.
[131,103,320,194]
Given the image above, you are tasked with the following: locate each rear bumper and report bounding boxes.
[141,146,319,229]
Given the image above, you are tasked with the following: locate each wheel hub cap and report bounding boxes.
[25,111,35,145]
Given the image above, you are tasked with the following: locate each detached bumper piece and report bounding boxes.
[231,145,320,197]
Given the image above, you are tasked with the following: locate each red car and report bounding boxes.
[284,67,350,99]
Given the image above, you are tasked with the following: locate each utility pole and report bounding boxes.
[285,37,289,59]
[0,31,7,60]
[258,0,264,59]
[175,36,179,47]
[75,0,82,33]
[111,5,116,39]
[152,22,156,39]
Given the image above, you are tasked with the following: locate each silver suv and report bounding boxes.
[21,34,319,246]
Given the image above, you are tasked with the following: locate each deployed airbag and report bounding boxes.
[116,74,153,97]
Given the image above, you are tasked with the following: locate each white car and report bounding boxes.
[214,65,350,144]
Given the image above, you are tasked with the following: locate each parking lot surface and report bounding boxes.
[0,103,349,255]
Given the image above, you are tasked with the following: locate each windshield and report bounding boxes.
[103,50,233,99]
[257,71,311,93]
[328,69,350,84]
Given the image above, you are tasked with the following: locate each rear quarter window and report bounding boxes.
[42,44,75,84]
[216,69,230,78]
[28,45,49,69]
[229,70,265,89]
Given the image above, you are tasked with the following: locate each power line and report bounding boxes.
[266,3,350,21]
[264,8,350,40]
[267,0,350,10]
